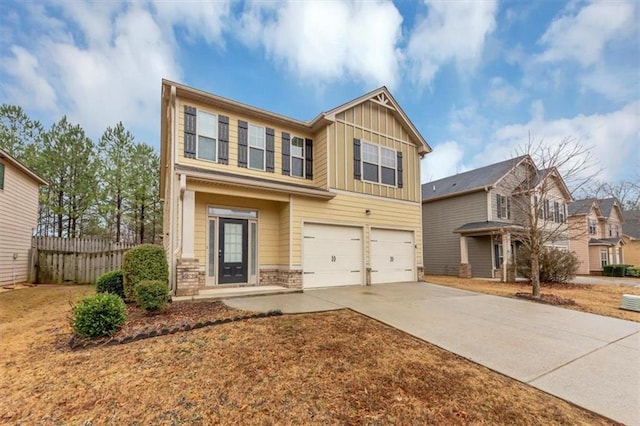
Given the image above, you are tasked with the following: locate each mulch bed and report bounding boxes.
[68,300,278,350]
[515,292,576,305]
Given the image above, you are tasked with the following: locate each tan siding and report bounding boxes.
[569,216,591,274]
[589,246,602,272]
[422,191,489,276]
[622,236,640,266]
[291,192,422,271]
[0,160,40,285]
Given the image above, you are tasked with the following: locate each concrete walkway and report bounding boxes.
[225,282,640,425]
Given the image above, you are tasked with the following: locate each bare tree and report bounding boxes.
[510,136,600,297]
[578,179,640,211]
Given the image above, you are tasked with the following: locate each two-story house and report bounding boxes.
[621,209,639,267]
[421,156,572,281]
[160,80,431,295]
[0,148,47,286]
[568,198,625,275]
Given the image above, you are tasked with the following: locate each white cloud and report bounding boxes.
[406,0,498,87]
[0,46,58,111]
[486,77,524,108]
[238,1,403,88]
[152,1,232,45]
[538,0,636,67]
[421,140,466,182]
[580,65,639,103]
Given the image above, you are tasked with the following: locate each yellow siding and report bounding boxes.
[0,160,40,285]
[330,100,421,202]
[589,246,602,272]
[290,192,422,268]
[569,216,590,274]
[176,98,326,188]
[622,236,640,266]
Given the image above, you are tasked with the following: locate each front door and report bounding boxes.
[219,218,248,284]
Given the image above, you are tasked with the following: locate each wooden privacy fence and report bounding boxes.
[30,237,138,284]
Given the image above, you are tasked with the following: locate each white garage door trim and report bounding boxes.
[370,228,415,284]
[303,223,364,288]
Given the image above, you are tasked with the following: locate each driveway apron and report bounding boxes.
[224,282,640,425]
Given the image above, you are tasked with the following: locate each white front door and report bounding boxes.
[370,228,415,284]
[303,223,363,288]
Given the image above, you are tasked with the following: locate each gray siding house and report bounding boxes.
[422,156,572,281]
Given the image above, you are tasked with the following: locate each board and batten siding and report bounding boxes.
[422,190,488,276]
[176,99,325,188]
[329,100,421,203]
[0,160,40,285]
[291,192,422,270]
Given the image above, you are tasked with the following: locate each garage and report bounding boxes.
[303,223,363,288]
[370,228,415,284]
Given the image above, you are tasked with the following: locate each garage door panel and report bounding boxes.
[371,229,415,284]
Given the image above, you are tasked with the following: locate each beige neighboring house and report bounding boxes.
[568,198,625,275]
[160,80,431,295]
[621,210,640,267]
[0,148,47,286]
[422,155,572,281]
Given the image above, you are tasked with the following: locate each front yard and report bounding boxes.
[0,285,618,424]
[426,275,640,322]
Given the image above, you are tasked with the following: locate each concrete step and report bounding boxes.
[173,286,301,302]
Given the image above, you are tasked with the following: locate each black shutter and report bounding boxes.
[305,138,313,180]
[353,138,361,180]
[266,127,275,172]
[281,132,290,175]
[238,120,248,168]
[396,151,403,189]
[507,197,511,219]
[184,105,196,158]
[218,115,229,164]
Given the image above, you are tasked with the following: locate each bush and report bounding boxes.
[96,270,125,298]
[72,293,127,338]
[604,264,633,277]
[626,267,640,277]
[122,244,168,302]
[135,280,169,311]
[516,246,580,284]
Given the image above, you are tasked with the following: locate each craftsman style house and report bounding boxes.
[621,210,639,267]
[568,198,625,274]
[422,156,572,281]
[0,148,47,286]
[160,80,431,295]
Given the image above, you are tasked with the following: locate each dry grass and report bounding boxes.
[0,285,618,425]
[426,275,640,322]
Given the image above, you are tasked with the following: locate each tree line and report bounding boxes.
[1,104,162,244]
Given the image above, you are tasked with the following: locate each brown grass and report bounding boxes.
[0,285,618,425]
[426,275,640,322]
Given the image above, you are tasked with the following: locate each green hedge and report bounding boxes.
[122,245,168,302]
[96,270,125,299]
[603,264,633,277]
[135,280,169,312]
[72,293,127,338]
[626,267,640,277]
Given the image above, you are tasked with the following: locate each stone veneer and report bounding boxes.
[176,258,205,296]
[259,269,303,289]
[417,266,424,281]
[459,263,472,278]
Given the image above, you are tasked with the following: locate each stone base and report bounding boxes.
[176,258,205,296]
[259,269,303,289]
[505,263,516,283]
[459,263,472,278]
[417,266,425,281]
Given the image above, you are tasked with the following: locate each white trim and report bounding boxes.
[336,119,416,147]
[248,123,266,171]
[330,188,421,206]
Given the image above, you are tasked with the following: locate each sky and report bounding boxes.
[0,0,638,185]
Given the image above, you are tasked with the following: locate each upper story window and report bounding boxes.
[615,224,620,237]
[608,224,612,237]
[291,137,305,178]
[197,111,217,162]
[0,162,4,190]
[248,124,265,171]
[496,194,511,219]
[588,219,597,234]
[361,141,396,186]
[559,203,566,223]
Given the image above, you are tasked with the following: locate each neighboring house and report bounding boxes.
[160,80,431,295]
[0,148,47,286]
[622,210,640,266]
[568,198,625,274]
[422,156,572,281]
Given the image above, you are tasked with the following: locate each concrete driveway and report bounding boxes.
[225,282,640,425]
[572,275,640,288]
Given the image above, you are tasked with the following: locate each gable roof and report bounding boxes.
[0,147,47,185]
[622,209,640,239]
[568,197,623,221]
[422,156,528,202]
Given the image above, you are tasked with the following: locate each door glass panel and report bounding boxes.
[208,220,215,277]
[224,223,243,263]
[250,222,257,275]
[208,207,257,218]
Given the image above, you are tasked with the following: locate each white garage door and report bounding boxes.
[303,223,363,288]
[370,228,415,284]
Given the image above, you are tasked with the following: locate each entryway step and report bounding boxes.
[173,286,301,302]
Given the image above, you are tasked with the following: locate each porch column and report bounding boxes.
[459,235,472,278]
[182,189,195,259]
[502,231,513,282]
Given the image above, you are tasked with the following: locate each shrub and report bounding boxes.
[72,293,127,338]
[604,264,633,277]
[626,267,640,277]
[96,270,125,298]
[122,244,168,302]
[516,246,580,284]
[135,280,169,311]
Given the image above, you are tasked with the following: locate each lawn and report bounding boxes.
[425,275,640,322]
[0,285,618,424]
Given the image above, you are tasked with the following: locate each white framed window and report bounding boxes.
[588,219,597,234]
[248,124,265,170]
[361,141,397,186]
[291,137,305,178]
[600,248,609,268]
[197,111,217,162]
[497,194,511,219]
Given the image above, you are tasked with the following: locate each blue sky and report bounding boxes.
[1,0,638,184]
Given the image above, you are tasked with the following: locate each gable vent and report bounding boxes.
[620,294,640,312]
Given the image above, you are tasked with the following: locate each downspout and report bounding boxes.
[169,85,181,294]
